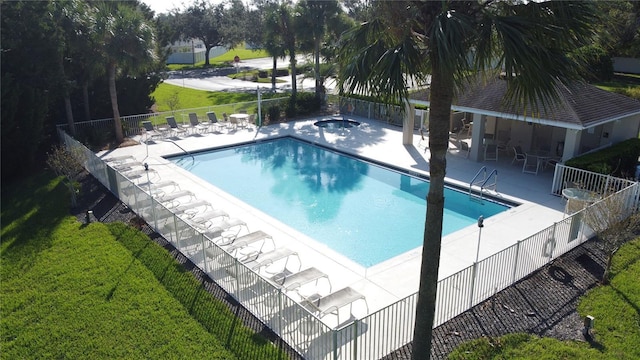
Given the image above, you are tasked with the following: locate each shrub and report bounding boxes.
[573,45,614,82]
[293,92,321,116]
[565,138,640,178]
[267,105,280,123]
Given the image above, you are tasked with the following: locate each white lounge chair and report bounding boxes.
[243,248,300,273]
[142,121,164,142]
[201,218,248,243]
[223,230,273,253]
[271,267,331,293]
[187,113,209,134]
[206,112,223,133]
[300,287,369,323]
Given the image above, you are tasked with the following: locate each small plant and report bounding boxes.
[166,91,180,112]
[46,145,86,208]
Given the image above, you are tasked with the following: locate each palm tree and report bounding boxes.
[96,2,156,143]
[263,2,288,91]
[337,1,596,358]
[296,0,340,101]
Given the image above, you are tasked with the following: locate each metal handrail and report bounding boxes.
[469,166,487,196]
[479,169,498,200]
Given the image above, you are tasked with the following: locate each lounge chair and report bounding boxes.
[300,286,369,323]
[165,116,187,137]
[187,113,209,134]
[243,247,300,273]
[188,209,229,226]
[201,218,249,243]
[156,190,196,207]
[223,230,274,254]
[271,267,332,293]
[142,121,163,142]
[111,160,143,172]
[103,155,135,164]
[206,112,223,132]
[418,127,428,153]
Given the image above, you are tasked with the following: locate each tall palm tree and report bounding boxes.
[337,1,596,358]
[96,2,156,143]
[263,2,288,91]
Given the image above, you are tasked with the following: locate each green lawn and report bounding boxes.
[448,238,640,360]
[0,174,285,359]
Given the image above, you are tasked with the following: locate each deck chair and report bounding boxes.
[248,114,256,127]
[512,146,526,165]
[272,267,332,293]
[458,140,470,158]
[165,116,187,137]
[187,113,208,134]
[224,230,274,255]
[243,247,301,273]
[300,286,369,323]
[201,218,248,243]
[142,121,163,142]
[206,111,223,132]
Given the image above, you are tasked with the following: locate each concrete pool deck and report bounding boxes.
[97,116,567,325]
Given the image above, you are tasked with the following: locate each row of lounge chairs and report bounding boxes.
[142,111,254,142]
[104,155,368,325]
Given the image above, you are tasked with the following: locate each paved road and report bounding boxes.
[164,55,336,93]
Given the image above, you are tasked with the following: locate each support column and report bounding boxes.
[562,129,582,162]
[403,102,415,145]
[469,113,485,161]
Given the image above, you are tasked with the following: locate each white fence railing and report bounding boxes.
[61,127,639,360]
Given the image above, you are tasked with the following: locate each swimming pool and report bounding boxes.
[171,137,510,267]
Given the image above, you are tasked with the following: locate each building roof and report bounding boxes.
[409,78,640,130]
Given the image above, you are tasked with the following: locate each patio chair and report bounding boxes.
[484,143,498,161]
[223,230,275,255]
[243,247,301,274]
[206,111,223,132]
[458,140,470,158]
[271,267,332,293]
[248,114,256,127]
[201,218,249,244]
[522,153,539,175]
[512,146,526,165]
[165,116,187,137]
[418,127,428,153]
[142,121,163,142]
[187,113,209,134]
[300,286,369,323]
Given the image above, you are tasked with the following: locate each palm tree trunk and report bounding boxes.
[82,81,91,121]
[272,57,277,91]
[412,67,454,360]
[59,56,76,136]
[290,50,297,100]
[108,62,124,143]
[314,37,321,99]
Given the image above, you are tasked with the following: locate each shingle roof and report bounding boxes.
[409,78,640,129]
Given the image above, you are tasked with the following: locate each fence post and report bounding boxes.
[469,262,478,308]
[511,240,522,284]
[333,329,338,360]
[352,320,359,359]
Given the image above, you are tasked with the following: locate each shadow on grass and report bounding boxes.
[107,222,288,360]
[1,173,69,266]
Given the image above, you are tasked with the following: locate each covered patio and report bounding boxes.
[407,78,640,172]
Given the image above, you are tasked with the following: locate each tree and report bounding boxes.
[263,1,289,91]
[1,1,62,180]
[337,1,596,358]
[179,1,241,67]
[95,2,156,143]
[582,192,640,284]
[296,0,340,101]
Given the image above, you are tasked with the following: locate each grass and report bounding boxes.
[594,73,640,100]
[0,173,285,359]
[152,82,263,112]
[448,237,640,360]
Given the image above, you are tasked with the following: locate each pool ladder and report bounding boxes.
[469,166,498,202]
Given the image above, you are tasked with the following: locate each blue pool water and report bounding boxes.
[172,137,510,267]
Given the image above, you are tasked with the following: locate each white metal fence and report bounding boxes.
[61,124,639,359]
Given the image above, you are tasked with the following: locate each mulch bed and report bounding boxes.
[73,172,609,360]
